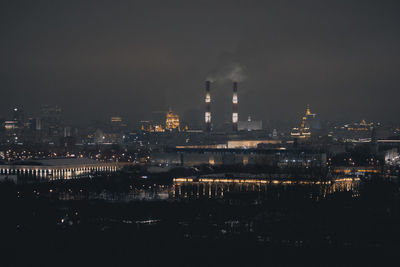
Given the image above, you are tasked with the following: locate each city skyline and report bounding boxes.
[2,2,400,266]
[0,102,395,131]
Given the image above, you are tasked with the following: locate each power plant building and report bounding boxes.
[203,81,243,132]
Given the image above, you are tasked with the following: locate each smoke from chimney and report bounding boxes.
[207,63,246,83]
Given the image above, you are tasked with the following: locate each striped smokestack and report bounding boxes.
[205,81,211,132]
[232,81,238,131]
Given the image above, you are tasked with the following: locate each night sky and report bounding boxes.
[1,0,400,127]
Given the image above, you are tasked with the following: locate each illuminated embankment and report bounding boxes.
[172,177,360,199]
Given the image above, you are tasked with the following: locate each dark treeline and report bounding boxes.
[1,174,400,266]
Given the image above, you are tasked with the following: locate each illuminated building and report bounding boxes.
[110,116,127,129]
[385,148,399,165]
[305,104,312,116]
[152,146,324,167]
[226,140,280,149]
[154,124,165,132]
[12,107,24,127]
[4,107,24,131]
[238,116,262,131]
[305,104,319,129]
[165,109,180,131]
[272,129,278,139]
[0,158,125,180]
[176,140,281,149]
[93,129,123,144]
[140,120,165,132]
[334,120,374,142]
[291,104,315,139]
[4,121,18,130]
[111,116,122,123]
[172,177,359,200]
[333,166,379,175]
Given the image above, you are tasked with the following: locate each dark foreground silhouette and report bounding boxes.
[1,175,399,267]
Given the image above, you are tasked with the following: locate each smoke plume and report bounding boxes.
[207,63,246,83]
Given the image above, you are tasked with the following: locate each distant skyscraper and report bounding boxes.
[40,104,62,138]
[12,107,24,127]
[34,117,42,131]
[64,126,72,137]
[28,117,42,131]
[291,104,317,139]
[304,104,319,129]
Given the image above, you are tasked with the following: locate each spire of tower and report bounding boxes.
[306,104,311,115]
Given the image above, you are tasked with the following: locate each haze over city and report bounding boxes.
[1,0,400,126]
[2,1,400,267]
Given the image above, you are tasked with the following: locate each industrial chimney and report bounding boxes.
[205,81,211,132]
[232,81,238,131]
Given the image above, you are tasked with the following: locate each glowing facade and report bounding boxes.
[165,110,180,131]
[110,116,127,128]
[0,158,125,180]
[140,121,165,132]
[110,116,122,123]
[291,104,316,139]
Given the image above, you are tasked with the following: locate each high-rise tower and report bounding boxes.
[232,82,238,132]
[205,81,211,132]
